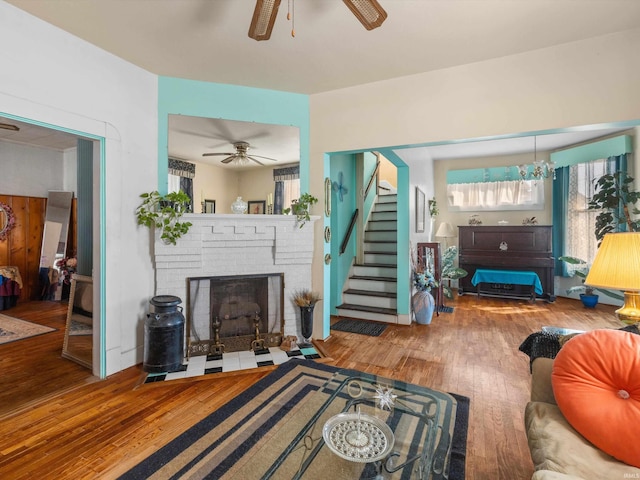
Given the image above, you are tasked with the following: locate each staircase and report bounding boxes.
[336,194,399,323]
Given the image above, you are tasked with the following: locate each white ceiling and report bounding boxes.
[7,0,640,95]
[3,0,639,164]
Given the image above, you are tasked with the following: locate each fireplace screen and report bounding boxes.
[186,273,284,356]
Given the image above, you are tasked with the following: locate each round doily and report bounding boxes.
[322,412,394,463]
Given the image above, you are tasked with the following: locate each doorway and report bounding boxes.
[0,113,104,415]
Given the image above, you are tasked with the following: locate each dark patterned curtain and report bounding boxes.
[273,165,299,215]
[169,158,195,212]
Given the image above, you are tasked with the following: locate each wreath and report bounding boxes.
[0,201,16,241]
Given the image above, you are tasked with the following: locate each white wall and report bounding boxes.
[0,142,64,197]
[0,1,158,375]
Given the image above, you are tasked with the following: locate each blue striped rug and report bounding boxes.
[120,359,469,480]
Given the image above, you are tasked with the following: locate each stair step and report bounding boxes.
[366,219,398,232]
[365,230,397,242]
[350,275,397,282]
[344,288,396,298]
[363,242,396,253]
[336,303,397,315]
[334,309,398,324]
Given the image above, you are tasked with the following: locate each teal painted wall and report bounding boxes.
[157,76,310,193]
[329,154,357,315]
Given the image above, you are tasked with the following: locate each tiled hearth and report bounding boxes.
[154,214,318,343]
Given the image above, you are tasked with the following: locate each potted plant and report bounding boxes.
[440,246,468,300]
[558,256,599,307]
[135,190,193,245]
[589,171,640,245]
[283,193,318,228]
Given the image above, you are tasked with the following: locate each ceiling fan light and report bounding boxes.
[342,0,387,30]
[248,0,282,41]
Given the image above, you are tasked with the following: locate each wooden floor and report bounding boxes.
[0,295,621,479]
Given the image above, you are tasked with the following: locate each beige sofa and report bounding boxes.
[525,357,640,480]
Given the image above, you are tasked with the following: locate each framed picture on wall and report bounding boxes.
[248,200,266,214]
[416,187,426,233]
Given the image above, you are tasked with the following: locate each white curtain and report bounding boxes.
[168,174,181,194]
[566,159,614,264]
[446,180,544,211]
[283,178,300,210]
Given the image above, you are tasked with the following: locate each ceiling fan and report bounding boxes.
[248,0,387,41]
[202,141,278,166]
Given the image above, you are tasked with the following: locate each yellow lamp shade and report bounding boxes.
[585,232,640,324]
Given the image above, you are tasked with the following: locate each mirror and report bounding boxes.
[62,274,93,369]
[168,116,300,214]
[0,201,15,241]
[39,191,73,301]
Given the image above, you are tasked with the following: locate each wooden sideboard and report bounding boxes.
[458,225,555,302]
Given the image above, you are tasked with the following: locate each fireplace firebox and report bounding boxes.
[186,273,284,356]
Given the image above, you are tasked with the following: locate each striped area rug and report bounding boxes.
[120,359,469,480]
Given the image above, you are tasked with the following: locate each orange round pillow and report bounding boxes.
[552,329,640,468]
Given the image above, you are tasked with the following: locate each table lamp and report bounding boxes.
[435,222,456,248]
[585,232,640,325]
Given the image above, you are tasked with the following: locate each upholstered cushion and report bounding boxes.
[551,329,640,468]
[525,401,640,478]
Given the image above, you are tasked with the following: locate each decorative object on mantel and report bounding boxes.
[231,196,248,214]
[292,289,321,347]
[522,216,538,225]
[135,191,193,245]
[468,214,482,225]
[0,201,16,241]
[283,192,318,228]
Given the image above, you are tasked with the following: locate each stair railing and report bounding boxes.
[340,209,359,255]
[364,160,381,198]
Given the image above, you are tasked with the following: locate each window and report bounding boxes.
[565,158,616,265]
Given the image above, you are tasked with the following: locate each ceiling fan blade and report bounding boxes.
[248,0,282,41]
[343,0,387,30]
[221,155,237,164]
[247,156,265,166]
[0,123,19,131]
[202,152,236,157]
[248,154,278,161]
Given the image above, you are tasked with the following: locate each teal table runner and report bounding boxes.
[471,269,543,295]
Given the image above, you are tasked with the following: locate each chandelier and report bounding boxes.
[518,136,556,181]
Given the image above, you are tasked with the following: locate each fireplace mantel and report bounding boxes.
[154,214,318,339]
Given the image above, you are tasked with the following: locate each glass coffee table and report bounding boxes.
[255,369,459,479]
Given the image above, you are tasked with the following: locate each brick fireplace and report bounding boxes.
[154,214,317,354]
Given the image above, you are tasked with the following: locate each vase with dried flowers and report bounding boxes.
[410,243,439,325]
[292,289,321,347]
